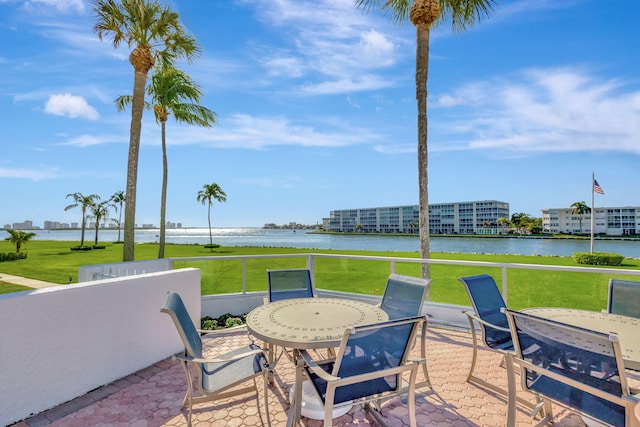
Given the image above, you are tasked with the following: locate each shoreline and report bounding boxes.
[311,230,640,241]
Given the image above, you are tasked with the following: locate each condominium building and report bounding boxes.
[542,206,640,235]
[328,200,510,234]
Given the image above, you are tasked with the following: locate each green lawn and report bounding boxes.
[2,239,639,311]
[0,281,33,294]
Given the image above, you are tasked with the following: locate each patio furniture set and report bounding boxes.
[161,271,640,427]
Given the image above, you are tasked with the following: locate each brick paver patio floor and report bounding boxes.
[14,327,597,426]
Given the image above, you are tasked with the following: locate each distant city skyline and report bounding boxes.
[3,219,183,230]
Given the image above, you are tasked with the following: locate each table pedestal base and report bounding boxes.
[289,380,351,420]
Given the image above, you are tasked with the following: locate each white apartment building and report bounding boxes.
[328,200,510,234]
[542,206,640,236]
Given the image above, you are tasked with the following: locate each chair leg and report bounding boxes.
[257,376,272,427]
[466,315,480,383]
[177,359,194,427]
[407,367,418,427]
[418,321,431,388]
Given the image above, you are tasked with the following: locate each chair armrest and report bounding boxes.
[172,347,268,365]
[298,350,339,382]
[463,310,511,333]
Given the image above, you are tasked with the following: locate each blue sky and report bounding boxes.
[1,0,639,229]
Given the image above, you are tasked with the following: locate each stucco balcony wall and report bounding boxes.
[0,268,200,427]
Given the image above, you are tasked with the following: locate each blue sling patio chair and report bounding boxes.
[265,268,316,364]
[458,274,535,411]
[503,308,640,427]
[607,278,640,318]
[160,291,272,427]
[378,273,431,388]
[289,316,427,427]
[267,268,315,302]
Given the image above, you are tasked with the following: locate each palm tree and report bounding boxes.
[571,201,591,234]
[355,0,495,280]
[88,200,114,246]
[65,192,100,247]
[5,229,36,253]
[497,217,510,234]
[110,190,125,243]
[117,65,216,258]
[92,0,200,262]
[196,183,227,250]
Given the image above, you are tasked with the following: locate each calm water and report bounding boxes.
[3,227,640,258]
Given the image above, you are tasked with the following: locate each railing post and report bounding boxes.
[307,255,315,285]
[242,258,247,294]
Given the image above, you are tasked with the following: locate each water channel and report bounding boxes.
[4,228,640,258]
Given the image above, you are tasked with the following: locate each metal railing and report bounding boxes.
[170,252,640,305]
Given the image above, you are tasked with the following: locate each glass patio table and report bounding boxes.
[523,308,640,371]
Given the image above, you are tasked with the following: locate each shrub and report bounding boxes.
[225,317,243,328]
[201,313,246,330]
[70,246,92,251]
[573,252,624,266]
[0,252,28,262]
[201,318,220,330]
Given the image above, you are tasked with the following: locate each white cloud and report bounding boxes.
[0,167,58,180]
[60,134,117,147]
[169,113,383,149]
[244,0,411,94]
[433,67,640,155]
[25,0,84,13]
[44,93,99,120]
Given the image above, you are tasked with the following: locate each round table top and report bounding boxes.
[524,308,640,371]
[246,298,388,349]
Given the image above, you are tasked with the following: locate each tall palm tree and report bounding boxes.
[571,201,591,234]
[110,190,125,243]
[196,183,227,250]
[65,192,100,247]
[117,65,216,258]
[356,0,495,281]
[88,200,114,246]
[92,0,200,262]
[5,229,36,253]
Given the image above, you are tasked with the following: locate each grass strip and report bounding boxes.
[1,240,638,311]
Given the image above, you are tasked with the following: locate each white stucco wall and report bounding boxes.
[0,268,201,426]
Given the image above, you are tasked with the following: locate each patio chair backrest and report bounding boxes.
[323,316,424,404]
[380,274,430,320]
[504,308,631,427]
[458,274,511,349]
[160,291,203,359]
[608,279,640,318]
[267,268,314,302]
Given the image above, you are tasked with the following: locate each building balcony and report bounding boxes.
[3,255,640,426]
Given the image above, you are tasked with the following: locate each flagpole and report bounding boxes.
[590,172,595,253]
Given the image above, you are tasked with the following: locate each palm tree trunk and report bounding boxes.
[159,122,168,258]
[207,203,213,247]
[117,206,122,242]
[416,25,431,285]
[95,223,99,246]
[80,208,86,247]
[123,69,147,261]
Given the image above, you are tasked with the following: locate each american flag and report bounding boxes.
[593,179,604,195]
